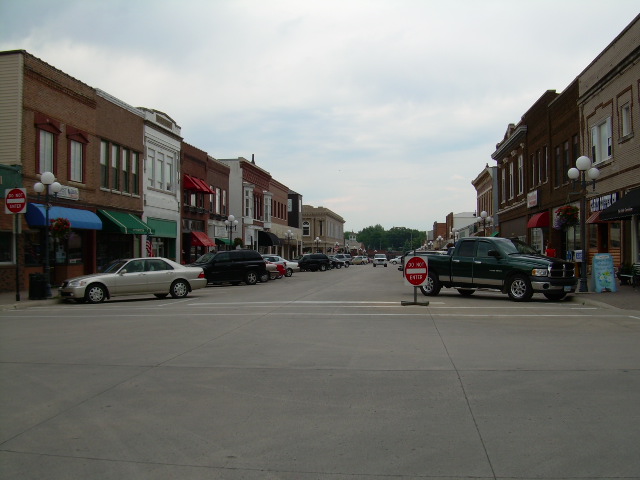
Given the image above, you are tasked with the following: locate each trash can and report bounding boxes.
[29,273,47,300]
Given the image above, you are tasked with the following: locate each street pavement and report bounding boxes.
[2,277,640,312]
[1,267,640,479]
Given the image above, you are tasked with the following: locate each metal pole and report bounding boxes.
[43,188,52,298]
[579,177,588,292]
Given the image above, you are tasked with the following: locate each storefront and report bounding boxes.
[145,217,177,260]
[600,188,640,265]
[182,230,215,264]
[25,203,102,284]
[527,211,549,254]
[96,210,153,270]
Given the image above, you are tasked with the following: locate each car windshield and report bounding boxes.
[102,260,128,273]
[194,252,216,263]
[499,238,539,255]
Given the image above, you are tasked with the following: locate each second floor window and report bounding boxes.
[69,140,83,182]
[591,117,612,164]
[100,141,109,188]
[517,155,523,194]
[39,130,55,173]
[111,144,120,190]
[303,221,310,236]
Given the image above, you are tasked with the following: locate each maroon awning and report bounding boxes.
[191,231,215,247]
[527,211,549,228]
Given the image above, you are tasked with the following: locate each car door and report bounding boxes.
[450,240,476,286]
[143,258,174,293]
[114,259,147,294]
[471,240,504,287]
[210,252,234,282]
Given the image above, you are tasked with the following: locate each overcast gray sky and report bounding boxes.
[1,0,638,232]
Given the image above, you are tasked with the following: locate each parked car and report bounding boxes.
[59,257,207,304]
[390,256,402,264]
[351,256,367,265]
[334,253,352,265]
[298,253,331,271]
[372,253,388,267]
[190,249,267,285]
[263,254,298,277]
[328,255,347,269]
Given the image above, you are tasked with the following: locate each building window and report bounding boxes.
[131,152,139,195]
[244,188,253,218]
[554,146,562,188]
[591,117,612,164]
[164,154,173,192]
[69,140,83,182]
[265,196,272,222]
[215,187,221,214]
[563,140,571,184]
[530,153,537,187]
[122,148,130,193]
[621,103,632,137]
[155,151,164,190]
[0,231,13,263]
[303,221,310,236]
[508,162,514,199]
[111,144,120,190]
[38,130,55,173]
[517,155,523,194]
[501,168,506,204]
[100,140,109,188]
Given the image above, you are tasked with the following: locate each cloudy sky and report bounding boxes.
[1,1,638,232]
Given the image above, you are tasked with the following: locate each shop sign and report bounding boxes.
[527,190,538,208]
[589,193,618,212]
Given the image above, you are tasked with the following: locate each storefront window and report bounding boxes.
[589,224,598,249]
[0,232,13,263]
[610,223,620,248]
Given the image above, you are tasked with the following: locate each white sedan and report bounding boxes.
[59,257,207,303]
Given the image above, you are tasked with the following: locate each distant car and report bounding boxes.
[334,254,352,265]
[372,254,388,267]
[298,253,331,271]
[328,255,347,269]
[59,257,207,304]
[390,256,402,264]
[351,256,367,265]
[263,254,298,277]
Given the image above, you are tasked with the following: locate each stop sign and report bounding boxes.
[404,255,428,286]
[4,188,27,214]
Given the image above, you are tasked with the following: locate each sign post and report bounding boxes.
[5,188,27,302]
[401,255,430,306]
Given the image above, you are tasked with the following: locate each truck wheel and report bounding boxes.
[507,274,533,301]
[457,288,474,296]
[420,271,441,296]
[319,264,327,272]
[543,292,567,301]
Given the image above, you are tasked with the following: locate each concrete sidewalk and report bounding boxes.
[1,282,640,312]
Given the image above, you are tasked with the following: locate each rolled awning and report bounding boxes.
[600,189,640,221]
[26,203,102,230]
[527,211,549,228]
[258,230,281,246]
[98,210,153,235]
[191,231,215,247]
[587,211,615,224]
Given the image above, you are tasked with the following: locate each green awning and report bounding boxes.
[146,218,177,238]
[490,231,500,237]
[98,210,153,235]
[215,237,231,245]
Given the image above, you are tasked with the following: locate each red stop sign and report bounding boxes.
[5,188,27,214]
[404,256,428,286]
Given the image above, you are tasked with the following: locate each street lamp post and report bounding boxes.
[314,236,320,252]
[224,214,238,251]
[33,171,62,298]
[477,210,493,236]
[285,229,293,258]
[567,155,600,292]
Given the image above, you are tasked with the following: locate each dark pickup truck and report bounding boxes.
[417,237,577,301]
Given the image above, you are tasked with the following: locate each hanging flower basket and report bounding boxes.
[553,205,579,230]
[50,217,71,239]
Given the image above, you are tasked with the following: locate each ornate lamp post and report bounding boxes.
[224,214,238,251]
[477,210,493,236]
[567,155,600,292]
[33,171,62,298]
[285,229,294,258]
[314,236,320,252]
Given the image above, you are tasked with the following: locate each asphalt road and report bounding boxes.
[1,263,639,479]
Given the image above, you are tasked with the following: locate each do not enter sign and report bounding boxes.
[404,255,428,286]
[5,188,27,214]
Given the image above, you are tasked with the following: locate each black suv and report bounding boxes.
[190,250,267,285]
[298,253,331,272]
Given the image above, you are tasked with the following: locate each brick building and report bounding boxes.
[301,205,345,253]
